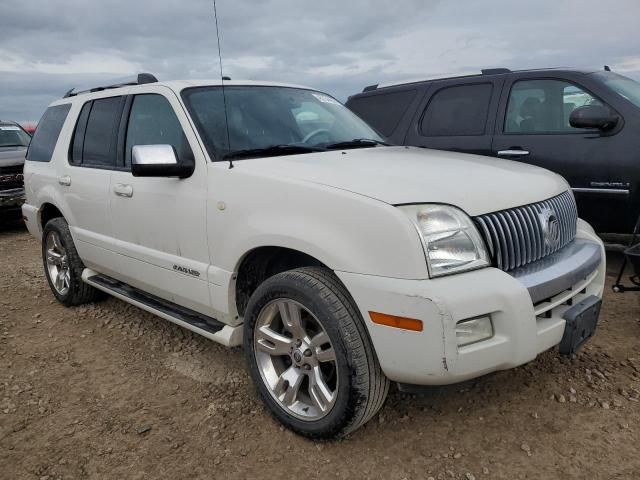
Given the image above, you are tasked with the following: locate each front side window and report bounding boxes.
[181,86,383,161]
[420,83,493,137]
[125,94,193,166]
[26,104,71,162]
[505,79,603,134]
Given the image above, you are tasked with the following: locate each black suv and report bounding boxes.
[0,121,30,217]
[346,68,640,234]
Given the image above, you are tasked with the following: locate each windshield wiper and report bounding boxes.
[223,144,325,160]
[323,138,391,150]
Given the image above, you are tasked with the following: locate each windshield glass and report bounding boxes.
[592,71,640,108]
[0,125,31,147]
[181,86,383,160]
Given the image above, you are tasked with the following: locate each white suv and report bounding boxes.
[23,74,606,438]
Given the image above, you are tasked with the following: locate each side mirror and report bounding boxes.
[131,145,194,178]
[569,105,619,131]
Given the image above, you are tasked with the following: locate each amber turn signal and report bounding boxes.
[369,312,423,332]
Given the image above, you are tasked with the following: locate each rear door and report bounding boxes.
[492,74,622,232]
[404,76,504,156]
[61,94,127,276]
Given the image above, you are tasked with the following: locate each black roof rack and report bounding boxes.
[362,84,379,93]
[481,68,511,75]
[63,73,158,98]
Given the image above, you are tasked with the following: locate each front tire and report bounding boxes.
[244,267,389,438]
[42,217,103,306]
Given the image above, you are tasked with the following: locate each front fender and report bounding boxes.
[209,165,429,280]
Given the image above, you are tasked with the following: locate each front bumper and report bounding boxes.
[337,219,605,385]
[0,187,25,210]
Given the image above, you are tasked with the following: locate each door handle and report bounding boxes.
[497,149,530,157]
[58,175,71,186]
[113,183,134,198]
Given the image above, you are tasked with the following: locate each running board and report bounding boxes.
[82,269,242,347]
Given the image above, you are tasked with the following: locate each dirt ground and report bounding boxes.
[1,219,640,480]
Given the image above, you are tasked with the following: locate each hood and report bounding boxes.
[234,146,568,216]
[0,146,27,169]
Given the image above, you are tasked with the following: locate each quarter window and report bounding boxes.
[347,89,417,137]
[505,79,603,134]
[26,104,71,162]
[125,94,193,166]
[420,84,493,137]
[69,102,92,165]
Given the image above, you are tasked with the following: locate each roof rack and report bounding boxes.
[63,73,158,98]
[481,68,511,75]
[362,68,513,93]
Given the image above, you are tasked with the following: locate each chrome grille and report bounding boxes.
[474,191,578,272]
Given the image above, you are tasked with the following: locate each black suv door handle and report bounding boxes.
[497,149,530,157]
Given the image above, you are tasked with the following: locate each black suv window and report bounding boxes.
[505,79,603,134]
[421,84,493,137]
[0,124,30,147]
[26,104,71,162]
[125,94,193,166]
[347,89,417,137]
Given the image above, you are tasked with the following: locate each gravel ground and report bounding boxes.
[1,219,640,480]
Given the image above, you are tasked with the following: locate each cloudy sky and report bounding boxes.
[1,0,639,122]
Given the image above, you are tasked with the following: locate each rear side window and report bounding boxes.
[420,84,493,137]
[125,94,193,166]
[26,104,71,162]
[347,90,417,137]
[82,97,124,167]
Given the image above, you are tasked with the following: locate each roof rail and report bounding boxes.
[481,68,511,75]
[63,73,158,98]
[362,84,379,93]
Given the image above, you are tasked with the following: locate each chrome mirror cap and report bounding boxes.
[132,144,178,165]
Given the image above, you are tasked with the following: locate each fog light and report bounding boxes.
[456,316,493,347]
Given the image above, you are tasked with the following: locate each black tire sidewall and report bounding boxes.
[244,270,362,438]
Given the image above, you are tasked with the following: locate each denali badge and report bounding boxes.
[539,207,561,249]
[173,265,201,277]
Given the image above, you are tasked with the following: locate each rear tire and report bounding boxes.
[42,217,104,306]
[244,267,389,438]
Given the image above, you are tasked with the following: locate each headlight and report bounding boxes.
[399,204,490,277]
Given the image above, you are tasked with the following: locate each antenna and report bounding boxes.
[213,0,233,169]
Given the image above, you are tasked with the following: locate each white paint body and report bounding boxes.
[22,80,605,385]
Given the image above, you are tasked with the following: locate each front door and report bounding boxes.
[492,75,622,233]
[109,88,212,316]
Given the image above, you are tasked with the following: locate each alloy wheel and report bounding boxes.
[45,231,70,296]
[253,299,339,421]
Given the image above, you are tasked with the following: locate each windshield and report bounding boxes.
[0,125,31,147]
[181,86,384,160]
[592,71,640,108]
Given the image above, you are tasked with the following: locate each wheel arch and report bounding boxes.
[39,202,65,230]
[234,245,330,318]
